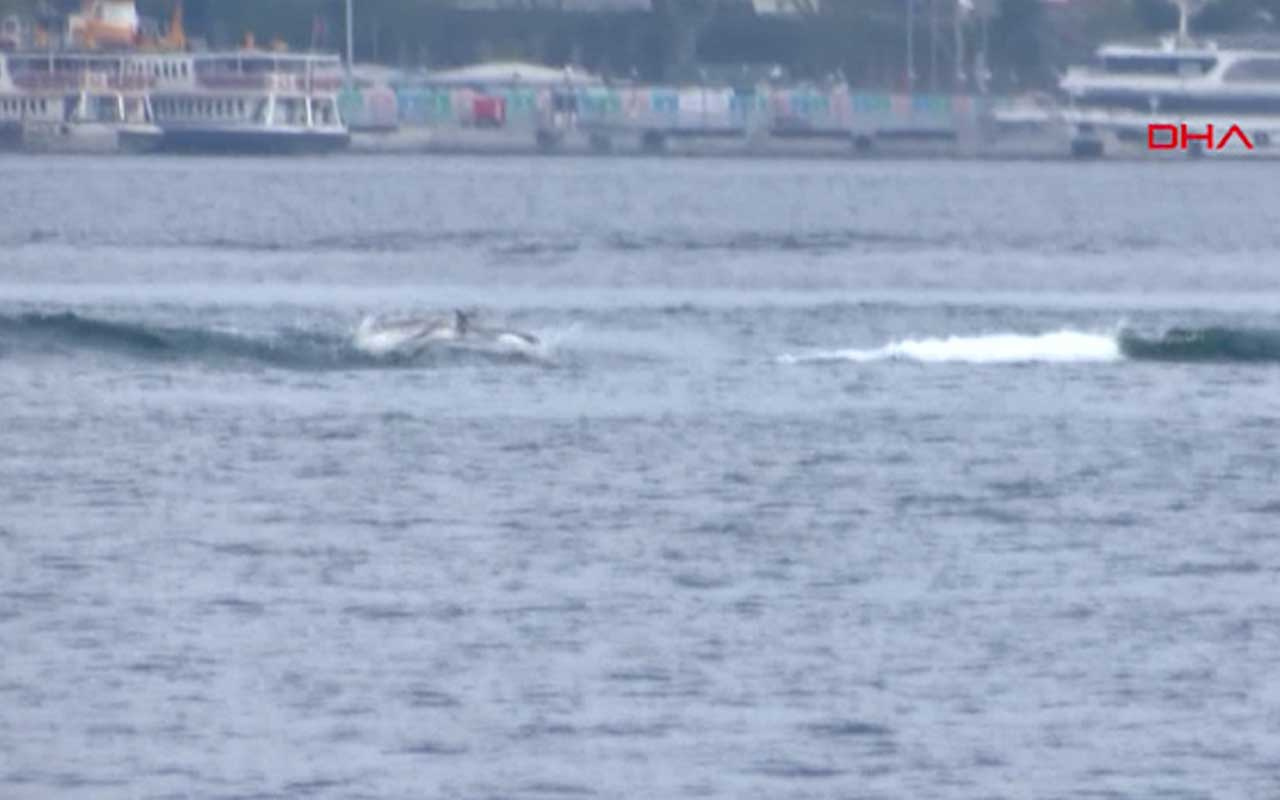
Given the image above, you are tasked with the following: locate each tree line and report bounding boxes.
[5,0,1280,89]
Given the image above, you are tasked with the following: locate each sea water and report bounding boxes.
[2,155,1280,798]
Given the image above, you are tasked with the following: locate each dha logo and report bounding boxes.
[1147,123,1254,151]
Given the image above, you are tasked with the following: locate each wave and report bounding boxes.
[782,325,1280,366]
[1118,326,1280,363]
[0,312,546,369]
[6,227,943,256]
[779,330,1121,365]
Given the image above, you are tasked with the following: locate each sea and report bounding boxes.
[2,154,1279,799]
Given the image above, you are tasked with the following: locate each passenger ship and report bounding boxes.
[145,48,349,154]
[1058,0,1280,158]
[1,0,348,155]
[0,51,161,153]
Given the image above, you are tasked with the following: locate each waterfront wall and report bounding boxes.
[338,83,990,142]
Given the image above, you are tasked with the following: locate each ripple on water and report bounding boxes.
[1153,561,1263,578]
[398,740,469,756]
[404,686,462,708]
[341,603,416,621]
[801,719,894,739]
[204,596,267,616]
[519,781,598,797]
[748,759,848,780]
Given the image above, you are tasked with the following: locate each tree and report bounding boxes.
[988,0,1047,89]
[653,0,719,81]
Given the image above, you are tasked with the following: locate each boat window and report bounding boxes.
[313,98,335,125]
[276,97,304,125]
[1101,55,1216,75]
[1082,90,1280,114]
[93,95,121,123]
[254,98,270,123]
[1224,59,1280,81]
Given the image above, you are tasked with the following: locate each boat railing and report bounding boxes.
[198,72,342,93]
[11,71,151,91]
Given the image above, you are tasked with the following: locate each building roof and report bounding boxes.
[423,61,604,85]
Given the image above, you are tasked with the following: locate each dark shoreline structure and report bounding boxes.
[339,66,1006,158]
[5,0,1278,158]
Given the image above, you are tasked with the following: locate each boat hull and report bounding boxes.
[157,126,351,155]
[0,121,21,151]
[20,122,162,154]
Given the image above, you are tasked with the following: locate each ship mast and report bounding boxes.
[345,0,354,79]
[1168,0,1212,45]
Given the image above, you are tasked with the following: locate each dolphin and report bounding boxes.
[356,310,540,356]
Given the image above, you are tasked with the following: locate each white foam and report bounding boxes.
[779,330,1122,365]
[353,315,443,356]
[354,315,558,362]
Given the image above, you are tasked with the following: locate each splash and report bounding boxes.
[352,314,553,363]
[779,330,1121,365]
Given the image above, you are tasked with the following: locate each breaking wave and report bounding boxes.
[0,312,547,369]
[1118,326,1280,363]
[781,326,1280,366]
[779,330,1121,365]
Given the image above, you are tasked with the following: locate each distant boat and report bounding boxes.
[1058,0,1280,158]
[148,50,350,154]
[0,51,162,154]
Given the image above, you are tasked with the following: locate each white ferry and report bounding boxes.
[1058,0,1280,158]
[145,49,350,154]
[0,51,161,153]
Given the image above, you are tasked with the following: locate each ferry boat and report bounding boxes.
[0,51,162,153]
[146,48,350,154]
[1057,0,1280,158]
